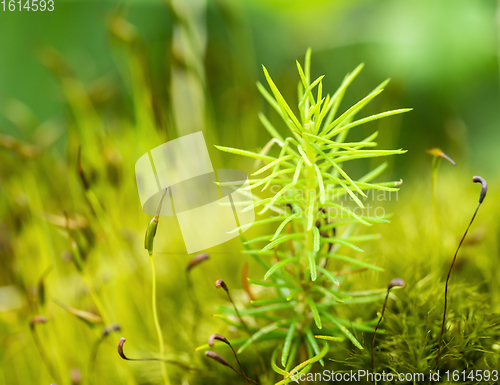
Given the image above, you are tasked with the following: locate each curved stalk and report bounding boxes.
[145,189,170,385]
[434,176,487,372]
[150,256,171,385]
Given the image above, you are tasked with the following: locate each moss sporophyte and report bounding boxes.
[434,176,488,373]
[144,189,171,385]
[209,49,411,381]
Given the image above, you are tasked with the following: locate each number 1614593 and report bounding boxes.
[1,0,54,11]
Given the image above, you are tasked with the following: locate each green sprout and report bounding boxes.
[214,49,411,381]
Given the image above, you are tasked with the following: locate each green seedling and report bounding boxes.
[213,49,409,381]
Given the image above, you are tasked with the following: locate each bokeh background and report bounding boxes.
[1,0,499,384]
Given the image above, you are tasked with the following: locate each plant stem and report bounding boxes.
[150,256,171,385]
[431,156,442,242]
[434,202,481,371]
[370,289,390,370]
[81,272,111,326]
[304,136,317,279]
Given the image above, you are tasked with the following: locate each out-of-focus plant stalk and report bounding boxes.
[149,256,170,385]
[168,0,207,137]
[145,190,171,385]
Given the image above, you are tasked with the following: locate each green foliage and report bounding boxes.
[342,276,500,379]
[1,3,499,384]
[216,49,410,383]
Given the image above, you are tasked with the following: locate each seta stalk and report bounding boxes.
[144,189,170,385]
[434,176,487,371]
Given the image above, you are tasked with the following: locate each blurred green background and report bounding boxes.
[1,0,499,171]
[1,0,499,384]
